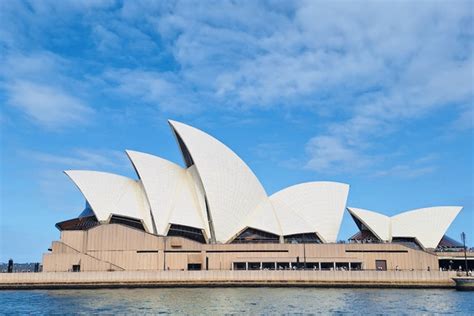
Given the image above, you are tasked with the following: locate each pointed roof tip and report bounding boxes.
[167,119,182,126]
[167,119,188,133]
[63,169,84,176]
[125,149,148,158]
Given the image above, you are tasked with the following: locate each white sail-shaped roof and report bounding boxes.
[348,206,462,248]
[347,207,390,241]
[269,182,349,242]
[168,120,271,243]
[271,199,314,236]
[62,121,463,247]
[244,199,283,237]
[126,150,208,236]
[64,170,153,232]
[391,206,462,249]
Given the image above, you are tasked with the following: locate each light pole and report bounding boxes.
[461,232,468,276]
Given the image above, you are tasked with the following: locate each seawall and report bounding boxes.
[0,270,458,289]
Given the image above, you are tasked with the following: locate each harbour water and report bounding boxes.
[1,288,473,314]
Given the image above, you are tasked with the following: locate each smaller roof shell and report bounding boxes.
[391,206,462,249]
[347,207,390,241]
[64,170,153,232]
[269,182,349,242]
[126,150,208,236]
[348,206,463,249]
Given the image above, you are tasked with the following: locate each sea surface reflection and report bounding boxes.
[1,287,472,314]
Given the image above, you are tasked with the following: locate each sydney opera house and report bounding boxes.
[43,120,466,272]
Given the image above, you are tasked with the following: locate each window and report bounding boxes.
[335,262,349,270]
[320,262,333,270]
[306,262,319,270]
[231,228,280,244]
[276,262,290,270]
[187,263,201,270]
[110,215,145,231]
[167,224,206,243]
[72,264,80,272]
[233,262,247,270]
[392,237,422,250]
[262,262,275,270]
[55,215,99,231]
[350,262,362,270]
[375,260,387,271]
[284,233,322,244]
[248,262,261,270]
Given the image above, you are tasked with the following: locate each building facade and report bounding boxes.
[43,120,464,272]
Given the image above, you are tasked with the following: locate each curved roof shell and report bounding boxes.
[64,170,153,232]
[243,198,283,237]
[126,150,208,236]
[348,206,462,248]
[168,120,270,243]
[347,207,390,241]
[269,182,349,242]
[391,206,462,249]
[60,120,462,247]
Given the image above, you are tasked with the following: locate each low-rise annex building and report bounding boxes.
[43,120,467,273]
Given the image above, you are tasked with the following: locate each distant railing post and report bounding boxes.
[461,232,468,276]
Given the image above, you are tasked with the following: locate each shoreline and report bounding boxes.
[0,270,458,290]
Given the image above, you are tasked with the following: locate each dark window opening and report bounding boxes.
[110,215,145,231]
[350,262,362,270]
[375,260,387,271]
[306,262,319,270]
[167,224,206,243]
[277,262,290,270]
[335,262,350,270]
[391,237,423,250]
[262,262,275,270]
[248,262,261,270]
[439,259,474,271]
[284,233,322,244]
[187,263,201,270]
[320,262,333,270]
[72,264,80,272]
[233,262,247,270]
[436,235,464,252]
[348,230,381,244]
[231,227,280,244]
[56,215,99,231]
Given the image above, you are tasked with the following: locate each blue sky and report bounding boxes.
[0,0,473,262]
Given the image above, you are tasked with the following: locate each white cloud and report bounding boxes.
[0,0,471,165]
[28,148,127,170]
[103,69,201,114]
[1,53,94,129]
[5,81,93,128]
[305,135,370,172]
[372,165,436,179]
